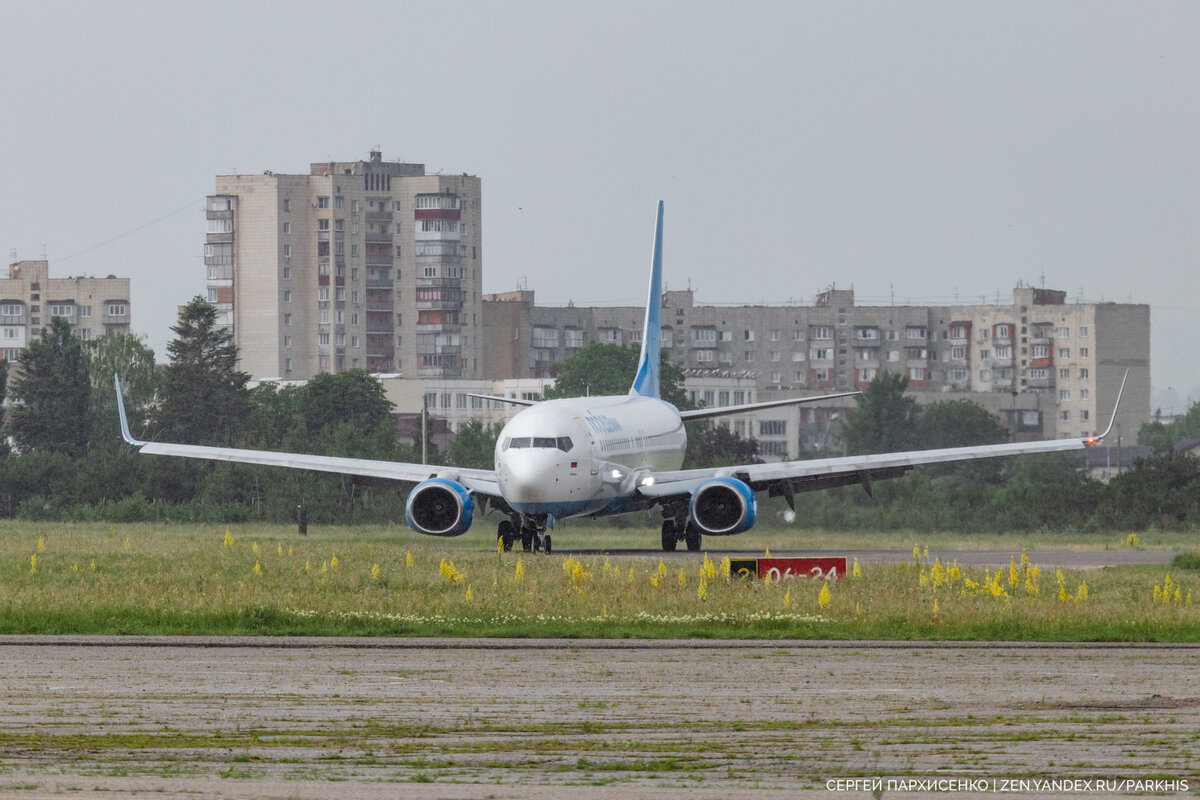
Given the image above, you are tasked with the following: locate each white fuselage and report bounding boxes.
[494,394,686,519]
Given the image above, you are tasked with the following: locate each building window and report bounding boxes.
[283,290,292,303]
[283,335,292,348]
[1059,348,1070,359]
[283,222,291,235]
[317,197,330,208]
[744,330,755,341]
[1059,368,1070,379]
[1057,327,1070,338]
[793,329,805,341]
[1080,389,1089,399]
[759,420,786,436]
[49,304,73,317]
[1080,368,1089,379]
[1060,389,1071,400]
[1080,326,1089,337]
[207,289,218,302]
[283,313,292,326]
[1079,348,1089,358]
[335,196,344,210]
[319,287,330,301]
[1061,410,1071,421]
[283,199,290,212]
[811,326,831,340]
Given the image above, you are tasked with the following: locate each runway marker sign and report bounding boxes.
[730,557,846,582]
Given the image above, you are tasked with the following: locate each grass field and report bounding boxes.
[1,519,1197,640]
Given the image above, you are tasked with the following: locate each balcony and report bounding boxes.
[366,278,392,288]
[366,210,393,223]
[366,320,394,333]
[365,232,392,243]
[366,301,392,312]
[417,322,461,334]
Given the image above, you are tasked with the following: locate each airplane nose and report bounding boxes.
[500,453,556,503]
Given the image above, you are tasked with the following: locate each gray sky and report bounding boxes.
[2,1,1197,411]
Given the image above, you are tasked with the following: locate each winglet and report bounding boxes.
[114,373,146,446]
[630,200,664,399]
[1086,368,1130,445]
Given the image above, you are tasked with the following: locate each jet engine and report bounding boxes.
[405,478,474,537]
[688,476,757,535]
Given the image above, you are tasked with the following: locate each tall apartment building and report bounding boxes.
[1,260,131,360]
[207,152,483,380]
[481,284,1150,457]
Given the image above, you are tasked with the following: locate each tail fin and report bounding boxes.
[630,201,664,399]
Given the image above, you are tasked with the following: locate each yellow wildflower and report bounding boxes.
[913,544,920,562]
[852,557,861,580]
[698,578,708,601]
[30,554,36,573]
[1058,584,1069,602]
[1008,558,1019,589]
[764,547,771,558]
[677,569,687,588]
[252,561,261,575]
[405,550,413,568]
[931,558,944,589]
[933,598,939,616]
[818,582,831,609]
[37,536,45,553]
[651,575,660,588]
[288,545,293,557]
[465,584,473,602]
[124,536,130,552]
[657,560,667,579]
[720,556,731,578]
[277,544,283,557]
[330,554,338,569]
[783,587,792,607]
[223,528,235,548]
[514,558,525,582]
[90,560,95,571]
[252,541,259,555]
[1174,587,1182,604]
[371,563,380,580]
[1074,582,1088,603]
[923,545,929,562]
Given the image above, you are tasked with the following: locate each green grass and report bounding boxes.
[1,520,1196,640]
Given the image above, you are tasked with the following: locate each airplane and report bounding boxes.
[116,201,1124,553]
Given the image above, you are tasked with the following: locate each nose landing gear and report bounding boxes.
[498,515,551,554]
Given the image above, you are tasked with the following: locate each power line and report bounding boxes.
[56,198,202,265]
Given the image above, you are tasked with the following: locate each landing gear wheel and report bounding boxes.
[661,521,678,552]
[543,534,552,554]
[521,528,534,552]
[498,520,515,552]
[684,521,702,552]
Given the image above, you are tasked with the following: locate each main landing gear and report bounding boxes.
[661,518,702,552]
[497,516,551,554]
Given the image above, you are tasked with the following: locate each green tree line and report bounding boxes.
[1,306,1197,532]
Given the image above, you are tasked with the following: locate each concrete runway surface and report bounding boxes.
[0,638,1196,799]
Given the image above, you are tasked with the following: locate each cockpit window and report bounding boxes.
[502,436,573,452]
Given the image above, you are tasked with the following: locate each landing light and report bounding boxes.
[640,476,655,487]
[610,469,622,479]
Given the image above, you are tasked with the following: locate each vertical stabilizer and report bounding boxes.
[630,201,664,399]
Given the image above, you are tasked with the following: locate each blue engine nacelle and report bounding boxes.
[689,476,757,536]
[405,478,474,537]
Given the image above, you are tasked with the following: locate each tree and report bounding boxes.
[7,316,92,457]
[446,418,503,470]
[85,332,158,452]
[302,369,394,434]
[543,343,690,409]
[684,423,762,469]
[155,297,250,444]
[918,399,1010,449]
[839,372,921,455]
[1099,449,1200,530]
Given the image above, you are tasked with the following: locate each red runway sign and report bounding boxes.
[729,557,847,582]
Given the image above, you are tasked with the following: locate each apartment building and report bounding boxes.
[0,260,131,360]
[481,284,1150,459]
[207,152,483,381]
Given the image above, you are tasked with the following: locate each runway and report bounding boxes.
[0,638,1195,799]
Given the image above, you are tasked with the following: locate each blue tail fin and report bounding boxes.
[630,201,664,399]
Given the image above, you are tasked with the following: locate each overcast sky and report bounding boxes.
[2,1,1197,410]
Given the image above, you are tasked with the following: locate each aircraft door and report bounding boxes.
[576,417,600,474]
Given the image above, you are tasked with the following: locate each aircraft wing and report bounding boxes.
[638,433,1100,502]
[678,390,861,422]
[642,368,1129,504]
[115,376,501,498]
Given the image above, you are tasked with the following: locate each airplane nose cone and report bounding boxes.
[500,453,557,503]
